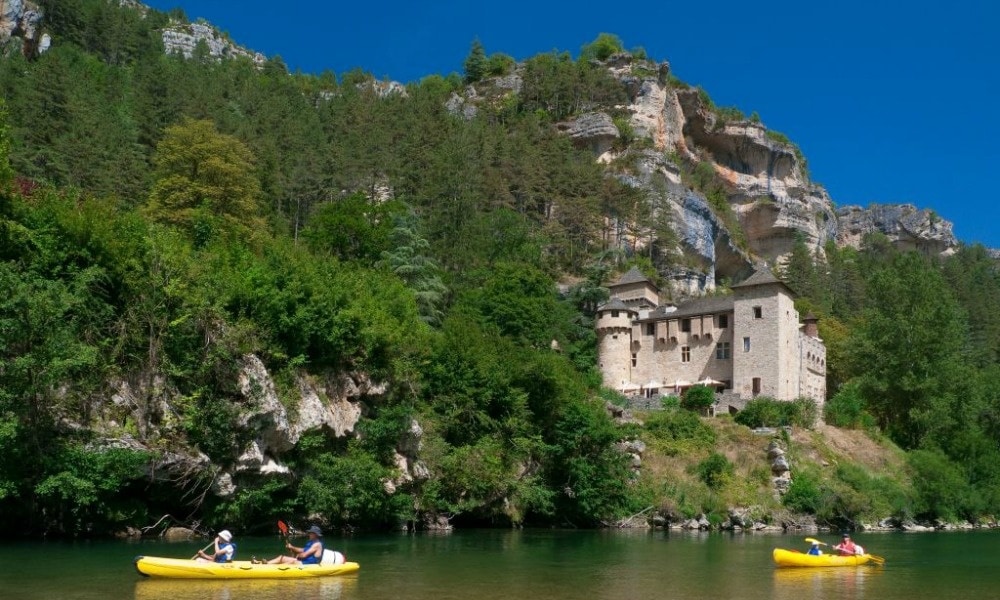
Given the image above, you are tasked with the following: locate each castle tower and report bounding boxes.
[731,267,800,400]
[608,267,659,313]
[596,298,638,390]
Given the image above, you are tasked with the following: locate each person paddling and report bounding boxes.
[265,525,325,564]
[195,529,236,562]
[834,533,862,556]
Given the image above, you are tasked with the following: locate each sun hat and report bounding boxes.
[307,525,323,537]
[842,533,850,539]
[218,530,233,542]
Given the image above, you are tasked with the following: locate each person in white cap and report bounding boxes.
[195,529,236,562]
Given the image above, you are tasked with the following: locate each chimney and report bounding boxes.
[802,313,819,338]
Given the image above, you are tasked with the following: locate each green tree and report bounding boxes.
[145,118,264,245]
[301,193,396,262]
[463,39,487,84]
[779,235,821,301]
[378,210,447,326]
[845,252,970,449]
[546,399,640,524]
[580,33,625,62]
[681,385,716,413]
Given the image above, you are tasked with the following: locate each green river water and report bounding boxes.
[1,529,997,600]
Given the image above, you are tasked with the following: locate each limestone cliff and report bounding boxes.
[836,204,956,256]
[579,54,957,292]
[160,20,265,66]
[456,52,968,297]
[0,0,47,55]
[96,353,427,502]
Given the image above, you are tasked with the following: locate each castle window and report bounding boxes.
[631,353,637,367]
[715,342,731,359]
[681,318,691,332]
[752,377,761,395]
[646,323,655,336]
[681,346,691,363]
[718,314,728,328]
[743,337,751,352]
[612,310,619,318]
[753,306,762,319]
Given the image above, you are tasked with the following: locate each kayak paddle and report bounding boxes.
[278,520,292,556]
[804,537,829,546]
[191,538,215,560]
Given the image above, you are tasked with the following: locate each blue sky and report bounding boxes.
[144,0,1000,248]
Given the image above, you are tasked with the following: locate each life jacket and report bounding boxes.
[301,539,322,565]
[216,542,236,563]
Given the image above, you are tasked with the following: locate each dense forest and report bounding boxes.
[1,1,999,538]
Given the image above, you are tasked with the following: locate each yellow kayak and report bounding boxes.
[134,555,360,579]
[773,548,872,568]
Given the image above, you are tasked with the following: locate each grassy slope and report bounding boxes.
[635,412,909,527]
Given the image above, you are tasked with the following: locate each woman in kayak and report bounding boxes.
[195,529,236,562]
[266,525,324,564]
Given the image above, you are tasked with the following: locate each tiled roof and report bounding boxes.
[597,297,632,312]
[640,295,734,320]
[613,266,655,287]
[731,267,798,301]
[730,266,785,289]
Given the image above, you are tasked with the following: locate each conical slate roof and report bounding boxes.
[730,266,783,288]
[597,297,633,312]
[613,266,656,287]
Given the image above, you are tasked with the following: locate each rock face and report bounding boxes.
[0,0,45,55]
[100,352,383,500]
[161,21,266,66]
[836,204,957,255]
[558,112,619,158]
[456,52,969,296]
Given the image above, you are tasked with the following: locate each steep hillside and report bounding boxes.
[0,1,997,539]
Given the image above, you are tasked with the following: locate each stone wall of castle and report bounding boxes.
[598,270,826,406]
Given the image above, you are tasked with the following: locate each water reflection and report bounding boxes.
[134,575,357,600]
[773,567,884,600]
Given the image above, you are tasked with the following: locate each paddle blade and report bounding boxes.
[804,537,828,546]
[867,554,886,565]
[277,520,289,536]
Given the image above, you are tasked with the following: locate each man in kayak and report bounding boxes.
[266,525,325,564]
[834,533,861,556]
[195,529,236,562]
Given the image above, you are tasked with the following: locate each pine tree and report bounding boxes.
[463,39,487,84]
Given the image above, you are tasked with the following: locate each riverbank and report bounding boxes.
[632,413,999,534]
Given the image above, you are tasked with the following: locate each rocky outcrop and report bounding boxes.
[767,439,791,497]
[557,112,619,158]
[0,0,46,56]
[161,21,265,66]
[98,353,383,500]
[674,88,839,259]
[454,52,967,294]
[232,354,371,478]
[624,149,751,294]
[836,203,957,256]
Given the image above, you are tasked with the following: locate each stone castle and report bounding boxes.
[596,267,826,413]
